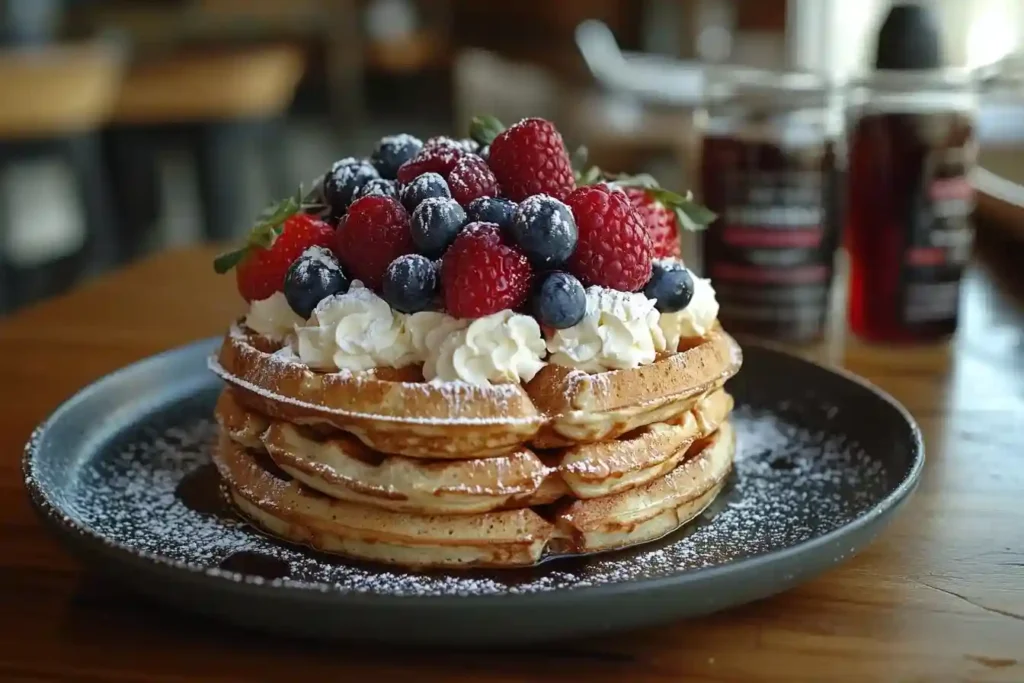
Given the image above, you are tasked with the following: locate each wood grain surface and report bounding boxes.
[1,239,1022,683]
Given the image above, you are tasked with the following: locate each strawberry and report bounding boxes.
[441,222,532,318]
[470,116,575,202]
[447,154,499,207]
[565,184,652,292]
[602,173,717,259]
[621,187,681,259]
[213,193,333,302]
[396,140,464,184]
[335,195,415,290]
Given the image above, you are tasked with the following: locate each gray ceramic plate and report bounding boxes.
[23,338,923,646]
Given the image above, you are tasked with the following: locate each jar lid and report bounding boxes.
[875,2,943,70]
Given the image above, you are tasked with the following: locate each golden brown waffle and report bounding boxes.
[212,422,735,568]
[215,388,733,514]
[210,323,742,459]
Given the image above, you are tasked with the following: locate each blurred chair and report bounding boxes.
[107,43,305,251]
[0,42,123,311]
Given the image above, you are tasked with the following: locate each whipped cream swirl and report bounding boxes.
[244,291,304,342]
[547,286,666,373]
[428,310,547,386]
[658,274,719,350]
[295,282,416,372]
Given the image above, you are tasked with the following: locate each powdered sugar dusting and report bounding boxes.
[29,393,895,597]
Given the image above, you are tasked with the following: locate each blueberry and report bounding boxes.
[479,145,490,161]
[324,157,379,216]
[399,172,450,212]
[283,247,350,318]
[411,197,467,258]
[510,194,577,269]
[466,197,516,230]
[371,134,423,180]
[643,261,695,313]
[532,272,586,329]
[382,254,438,313]
[458,137,480,154]
[353,178,399,202]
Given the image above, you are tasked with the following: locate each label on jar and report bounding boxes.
[702,146,840,341]
[899,147,974,326]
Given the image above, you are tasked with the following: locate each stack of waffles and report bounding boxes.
[208,116,742,568]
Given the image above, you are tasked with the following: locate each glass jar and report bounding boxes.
[695,67,843,343]
[843,69,977,343]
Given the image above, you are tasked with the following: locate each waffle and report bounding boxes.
[212,421,735,568]
[210,322,742,459]
[215,387,733,514]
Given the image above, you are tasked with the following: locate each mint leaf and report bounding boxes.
[469,115,505,146]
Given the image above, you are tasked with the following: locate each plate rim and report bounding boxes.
[22,337,925,607]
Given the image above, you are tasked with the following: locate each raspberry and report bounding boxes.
[447,154,499,207]
[334,195,415,290]
[622,186,681,259]
[487,118,576,202]
[565,185,652,292]
[396,141,464,184]
[441,222,532,318]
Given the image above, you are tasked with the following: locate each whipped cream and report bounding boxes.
[427,310,546,386]
[407,311,468,379]
[546,286,666,373]
[295,282,416,372]
[659,275,719,349]
[244,291,304,342]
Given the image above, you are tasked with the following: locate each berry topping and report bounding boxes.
[324,158,379,217]
[509,194,577,269]
[532,271,586,329]
[382,254,439,314]
[424,136,461,150]
[644,260,695,313]
[399,172,451,212]
[284,246,350,318]
[410,196,467,258]
[213,193,334,302]
[457,138,481,154]
[565,185,652,292]
[396,140,464,184]
[466,196,516,230]
[471,116,575,202]
[354,178,399,202]
[334,195,415,290]
[447,154,499,207]
[623,187,680,259]
[370,134,423,180]
[609,175,717,258]
[441,222,532,319]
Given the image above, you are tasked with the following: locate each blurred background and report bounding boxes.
[0,0,1022,324]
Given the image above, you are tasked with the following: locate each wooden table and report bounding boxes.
[1,242,1022,683]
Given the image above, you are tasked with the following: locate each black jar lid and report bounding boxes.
[875,2,944,71]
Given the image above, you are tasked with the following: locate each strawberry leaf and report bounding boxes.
[213,247,249,274]
[612,174,716,231]
[211,191,302,274]
[469,115,505,146]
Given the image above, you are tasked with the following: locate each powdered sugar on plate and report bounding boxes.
[27,393,892,598]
